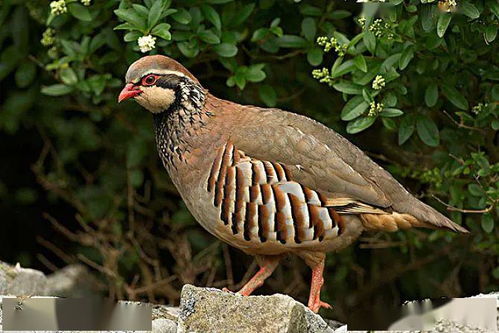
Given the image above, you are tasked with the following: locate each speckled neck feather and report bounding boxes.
[153,77,209,169]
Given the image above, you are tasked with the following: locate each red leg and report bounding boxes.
[307,257,332,313]
[224,257,279,296]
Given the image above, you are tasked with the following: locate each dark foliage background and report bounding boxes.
[0,0,497,320]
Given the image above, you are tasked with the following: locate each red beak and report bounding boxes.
[118,83,142,103]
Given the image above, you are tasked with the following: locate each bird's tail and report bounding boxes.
[360,201,469,233]
[324,196,468,233]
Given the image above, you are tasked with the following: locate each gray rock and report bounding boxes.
[46,264,99,297]
[153,318,178,333]
[177,284,334,333]
[0,261,47,296]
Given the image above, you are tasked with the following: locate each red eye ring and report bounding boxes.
[142,74,158,86]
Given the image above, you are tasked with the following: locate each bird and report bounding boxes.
[118,55,468,313]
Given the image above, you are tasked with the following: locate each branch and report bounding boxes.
[432,195,495,214]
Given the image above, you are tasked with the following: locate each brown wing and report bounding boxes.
[206,142,356,245]
[225,106,467,233]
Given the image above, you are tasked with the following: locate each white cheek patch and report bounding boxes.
[135,86,175,113]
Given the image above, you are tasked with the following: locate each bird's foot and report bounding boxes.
[308,299,332,313]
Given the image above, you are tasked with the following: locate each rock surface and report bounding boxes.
[1,261,497,333]
[177,284,335,333]
[45,264,99,297]
[0,261,48,296]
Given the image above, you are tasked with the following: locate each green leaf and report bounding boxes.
[416,116,440,147]
[246,65,266,82]
[171,8,191,24]
[333,81,363,95]
[331,59,355,78]
[354,55,367,72]
[355,64,381,86]
[68,3,92,21]
[41,84,74,96]
[60,67,78,85]
[114,9,146,30]
[124,31,141,42]
[275,35,308,48]
[492,120,499,130]
[442,84,469,110]
[213,43,237,57]
[132,4,149,18]
[114,23,134,31]
[461,2,480,19]
[346,116,376,134]
[399,45,414,70]
[301,17,316,41]
[152,23,172,40]
[484,26,497,43]
[421,5,437,32]
[300,5,321,16]
[307,48,323,66]
[148,0,164,28]
[382,118,397,131]
[468,183,483,196]
[437,13,452,38]
[198,30,220,44]
[177,41,199,58]
[362,89,373,103]
[382,92,397,107]
[481,214,494,233]
[425,83,438,107]
[201,5,221,30]
[229,4,255,26]
[259,85,277,107]
[380,108,404,117]
[328,10,351,20]
[398,115,415,145]
[341,96,369,121]
[363,31,376,54]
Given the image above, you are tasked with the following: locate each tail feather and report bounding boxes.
[361,212,433,232]
[324,197,469,233]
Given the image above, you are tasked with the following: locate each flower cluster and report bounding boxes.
[316,36,348,56]
[50,0,67,16]
[368,101,384,117]
[471,103,487,115]
[369,19,394,39]
[357,16,366,28]
[48,46,58,59]
[438,0,457,12]
[312,67,331,84]
[138,35,156,53]
[41,28,55,47]
[372,75,385,90]
[81,0,91,6]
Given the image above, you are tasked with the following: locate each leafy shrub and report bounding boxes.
[0,0,497,317]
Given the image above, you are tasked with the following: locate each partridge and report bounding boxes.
[118,55,468,313]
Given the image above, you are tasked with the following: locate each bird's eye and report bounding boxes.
[142,74,158,86]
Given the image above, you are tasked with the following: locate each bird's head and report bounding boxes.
[118,55,203,113]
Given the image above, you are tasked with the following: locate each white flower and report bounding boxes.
[41,28,55,46]
[81,0,91,6]
[50,0,67,15]
[372,75,385,90]
[138,35,156,53]
[368,101,384,117]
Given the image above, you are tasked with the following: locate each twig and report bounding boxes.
[442,110,485,133]
[77,253,117,279]
[432,195,495,213]
[36,253,59,272]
